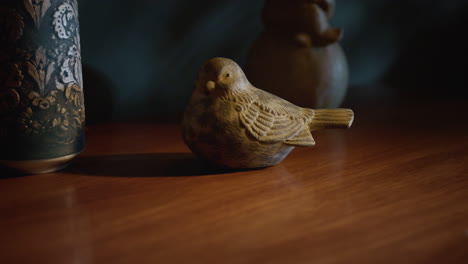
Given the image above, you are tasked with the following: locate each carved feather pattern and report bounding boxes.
[229,87,315,146]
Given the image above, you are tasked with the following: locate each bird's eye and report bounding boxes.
[225,73,231,78]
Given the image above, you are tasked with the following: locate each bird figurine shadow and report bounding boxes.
[182,57,353,169]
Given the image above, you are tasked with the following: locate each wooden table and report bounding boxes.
[1,102,467,263]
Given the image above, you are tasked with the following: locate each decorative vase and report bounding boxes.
[0,0,85,174]
[246,0,348,108]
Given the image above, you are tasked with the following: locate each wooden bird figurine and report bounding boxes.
[182,57,353,169]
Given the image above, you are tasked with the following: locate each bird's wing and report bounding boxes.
[251,87,312,117]
[236,88,315,146]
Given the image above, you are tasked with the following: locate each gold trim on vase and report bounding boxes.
[0,153,79,174]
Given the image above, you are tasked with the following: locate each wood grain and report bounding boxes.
[1,103,467,264]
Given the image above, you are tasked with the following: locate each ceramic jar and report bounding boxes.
[0,0,85,174]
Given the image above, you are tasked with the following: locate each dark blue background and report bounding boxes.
[78,0,468,122]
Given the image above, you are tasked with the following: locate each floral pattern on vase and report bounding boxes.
[0,0,85,160]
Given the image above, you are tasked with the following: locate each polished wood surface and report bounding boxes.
[1,103,467,264]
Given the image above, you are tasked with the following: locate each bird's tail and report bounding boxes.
[309,109,354,131]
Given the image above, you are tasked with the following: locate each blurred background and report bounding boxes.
[78,0,468,123]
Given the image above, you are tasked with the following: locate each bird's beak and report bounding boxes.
[206,81,216,92]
